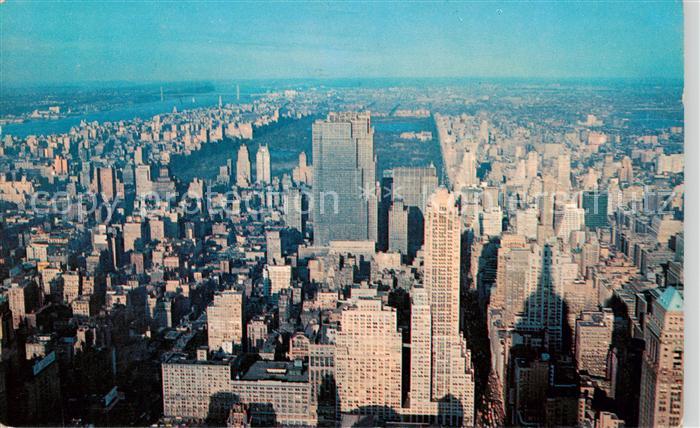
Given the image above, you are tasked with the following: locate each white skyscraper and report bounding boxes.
[556,153,571,190]
[555,202,585,241]
[264,264,292,296]
[481,207,503,238]
[526,151,539,179]
[458,150,478,188]
[516,207,539,241]
[336,299,402,420]
[207,290,244,354]
[419,188,475,426]
[255,144,271,184]
[236,144,251,187]
[388,199,409,255]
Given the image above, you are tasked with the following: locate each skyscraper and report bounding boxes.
[556,153,571,190]
[575,309,614,379]
[312,112,376,246]
[388,199,408,255]
[419,188,475,425]
[266,229,283,265]
[582,191,609,230]
[481,207,503,237]
[391,165,438,212]
[264,264,292,297]
[292,151,312,185]
[457,150,478,188]
[540,174,557,235]
[424,188,461,340]
[619,156,634,183]
[94,165,116,200]
[526,151,539,179]
[390,165,438,258]
[515,207,539,241]
[236,144,251,187]
[135,164,152,196]
[639,287,684,427]
[555,202,585,241]
[207,290,244,354]
[255,144,271,184]
[336,299,402,420]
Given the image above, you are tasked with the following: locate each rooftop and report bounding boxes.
[239,360,307,383]
[658,286,683,312]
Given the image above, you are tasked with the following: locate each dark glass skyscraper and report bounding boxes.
[312,112,376,246]
[582,191,609,230]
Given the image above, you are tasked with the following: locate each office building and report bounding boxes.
[638,287,683,427]
[575,309,614,378]
[557,153,571,190]
[516,207,539,241]
[255,144,271,184]
[266,230,283,265]
[207,290,244,354]
[420,188,475,426]
[388,199,409,255]
[336,299,402,421]
[236,144,251,187]
[312,112,376,246]
[391,165,439,212]
[162,355,316,425]
[582,191,609,230]
[555,203,585,241]
[264,264,292,296]
[481,207,503,238]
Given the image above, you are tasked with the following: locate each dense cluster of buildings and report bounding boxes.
[0,82,684,427]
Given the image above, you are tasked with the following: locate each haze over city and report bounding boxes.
[0,1,684,83]
[0,2,686,428]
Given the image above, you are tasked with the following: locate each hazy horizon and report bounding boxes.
[0,1,684,85]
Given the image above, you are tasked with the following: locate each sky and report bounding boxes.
[0,1,685,84]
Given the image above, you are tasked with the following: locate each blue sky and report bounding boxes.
[0,1,684,84]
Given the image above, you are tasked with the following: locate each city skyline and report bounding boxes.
[0,2,689,427]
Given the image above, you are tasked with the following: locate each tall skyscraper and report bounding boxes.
[424,188,461,340]
[255,144,271,184]
[292,151,312,185]
[481,207,503,237]
[619,156,634,183]
[391,165,439,212]
[492,236,567,352]
[266,230,283,265]
[526,151,539,179]
[555,202,585,241]
[312,112,376,246]
[283,188,305,234]
[491,235,538,328]
[264,264,292,297]
[236,144,251,187]
[388,199,408,255]
[207,290,244,354]
[556,153,571,190]
[540,174,557,235]
[457,150,478,188]
[515,207,539,241]
[639,287,683,427]
[135,164,151,196]
[419,188,475,426]
[390,165,438,258]
[93,166,116,200]
[336,299,402,420]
